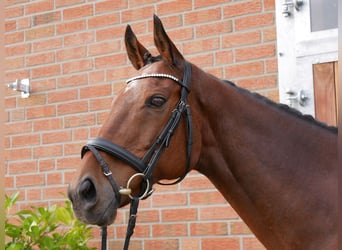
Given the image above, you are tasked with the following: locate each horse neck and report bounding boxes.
[191,67,337,249]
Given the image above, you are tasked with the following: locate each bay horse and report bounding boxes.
[68,15,338,250]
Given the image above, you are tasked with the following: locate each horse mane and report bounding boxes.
[221,80,338,134]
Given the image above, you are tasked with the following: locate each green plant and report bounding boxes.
[5,192,95,250]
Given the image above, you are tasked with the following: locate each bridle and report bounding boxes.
[80,62,192,250]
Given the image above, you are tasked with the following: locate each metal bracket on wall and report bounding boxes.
[8,79,30,98]
[282,0,304,17]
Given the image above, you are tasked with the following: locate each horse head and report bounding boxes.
[68,15,201,226]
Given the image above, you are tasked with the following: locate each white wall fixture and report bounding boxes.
[8,79,30,98]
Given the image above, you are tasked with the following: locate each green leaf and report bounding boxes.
[5,192,20,210]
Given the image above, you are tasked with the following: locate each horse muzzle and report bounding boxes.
[68,177,119,226]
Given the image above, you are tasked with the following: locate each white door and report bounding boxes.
[275,0,338,122]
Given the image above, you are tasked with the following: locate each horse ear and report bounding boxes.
[153,14,184,66]
[125,25,150,70]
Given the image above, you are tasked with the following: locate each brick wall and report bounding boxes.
[5,0,277,249]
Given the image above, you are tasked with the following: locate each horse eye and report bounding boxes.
[147,95,166,108]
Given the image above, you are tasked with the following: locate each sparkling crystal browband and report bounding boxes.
[126,73,183,85]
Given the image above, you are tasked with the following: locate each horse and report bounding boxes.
[68,15,338,250]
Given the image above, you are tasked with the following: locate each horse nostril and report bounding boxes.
[79,178,97,203]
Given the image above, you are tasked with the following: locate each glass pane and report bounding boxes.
[310,0,338,32]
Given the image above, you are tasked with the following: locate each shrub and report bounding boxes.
[5,192,95,250]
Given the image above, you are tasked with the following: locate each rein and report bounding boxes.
[81,62,192,250]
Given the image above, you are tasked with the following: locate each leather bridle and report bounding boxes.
[80,62,192,250]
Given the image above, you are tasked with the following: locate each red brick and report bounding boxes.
[33,11,61,26]
[57,74,87,88]
[16,174,45,187]
[17,93,46,107]
[63,4,93,20]
[152,223,187,237]
[190,190,227,205]
[95,0,128,14]
[89,97,112,111]
[237,75,277,90]
[32,37,62,52]
[116,224,150,238]
[216,50,234,65]
[31,64,61,78]
[264,0,276,10]
[235,13,274,31]
[202,238,240,250]
[263,27,276,41]
[157,0,192,15]
[63,31,94,46]
[5,20,16,32]
[64,142,85,155]
[225,61,264,78]
[88,41,121,56]
[5,5,24,19]
[243,237,266,249]
[64,113,95,128]
[88,12,120,29]
[222,31,261,48]
[42,130,72,144]
[56,20,86,34]
[95,25,125,41]
[48,89,78,103]
[33,118,63,132]
[235,44,275,62]
[196,21,232,38]
[57,101,88,116]
[231,221,253,235]
[26,52,55,66]
[33,144,63,158]
[26,188,42,200]
[5,31,24,44]
[266,58,278,73]
[152,193,187,207]
[180,175,215,190]
[25,0,53,14]
[194,0,227,9]
[190,222,228,236]
[56,157,80,170]
[26,105,56,119]
[56,46,87,62]
[31,79,56,92]
[38,159,55,172]
[122,6,154,23]
[62,59,92,74]
[6,44,30,56]
[80,84,111,99]
[183,37,220,55]
[11,134,40,148]
[47,172,63,185]
[223,0,262,18]
[88,70,105,84]
[55,0,84,8]
[17,17,31,30]
[144,239,179,250]
[185,8,221,25]
[73,127,90,140]
[25,25,55,40]
[42,186,67,199]
[200,205,239,220]
[8,160,37,174]
[5,69,30,83]
[5,57,24,70]
[94,54,127,69]
[161,208,197,222]
[5,121,32,135]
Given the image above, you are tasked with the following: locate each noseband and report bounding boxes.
[81,62,192,250]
